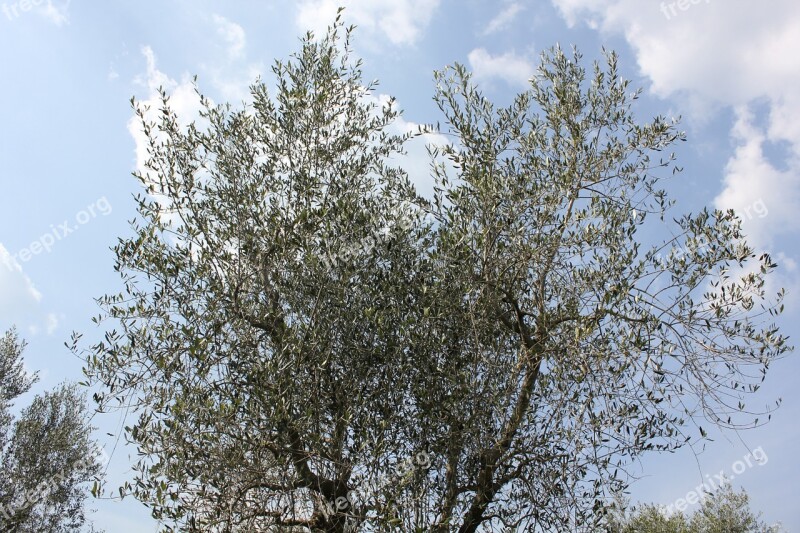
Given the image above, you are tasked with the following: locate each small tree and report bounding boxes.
[688,485,783,533]
[78,15,790,532]
[621,505,691,533]
[609,485,783,533]
[0,329,104,533]
[0,329,36,455]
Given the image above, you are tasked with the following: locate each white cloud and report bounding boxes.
[551,0,800,103]
[130,46,205,170]
[467,48,534,87]
[373,93,450,199]
[128,47,206,227]
[714,107,800,249]
[38,0,70,26]
[551,0,800,252]
[482,3,524,36]
[295,0,441,46]
[212,14,246,59]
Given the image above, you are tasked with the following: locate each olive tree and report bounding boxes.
[1,329,104,532]
[76,15,790,532]
[0,329,36,455]
[687,485,783,533]
[607,485,784,533]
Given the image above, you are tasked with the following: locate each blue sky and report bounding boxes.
[1,0,798,530]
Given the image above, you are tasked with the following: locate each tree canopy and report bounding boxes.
[1,329,104,532]
[76,15,790,532]
[607,485,784,533]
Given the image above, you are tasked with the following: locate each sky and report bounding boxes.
[1,0,798,530]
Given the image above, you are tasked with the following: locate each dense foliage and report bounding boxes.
[608,485,784,533]
[77,15,789,532]
[0,329,103,532]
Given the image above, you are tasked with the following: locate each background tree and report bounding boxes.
[77,15,790,532]
[608,485,783,533]
[0,329,104,533]
[0,329,36,456]
[616,504,691,533]
[687,485,782,533]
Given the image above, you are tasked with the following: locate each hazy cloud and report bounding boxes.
[467,47,534,87]
[482,3,524,35]
[296,0,441,46]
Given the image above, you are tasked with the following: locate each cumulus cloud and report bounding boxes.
[554,0,800,103]
[551,0,800,252]
[467,48,534,87]
[130,47,205,174]
[128,47,206,230]
[295,0,441,46]
[482,3,524,36]
[714,107,800,250]
[371,93,450,199]
[212,14,246,59]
